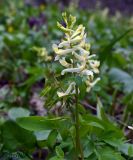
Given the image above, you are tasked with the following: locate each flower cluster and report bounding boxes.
[33,47,52,61]
[53,13,100,97]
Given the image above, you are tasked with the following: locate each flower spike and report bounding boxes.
[53,13,100,96]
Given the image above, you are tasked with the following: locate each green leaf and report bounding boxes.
[81,114,124,138]
[34,130,51,141]
[47,129,58,148]
[128,145,133,157]
[1,121,36,151]
[102,132,124,148]
[40,86,51,97]
[112,53,127,67]
[0,151,31,160]
[109,68,133,93]
[97,98,110,122]
[82,114,105,128]
[75,76,82,86]
[99,28,133,64]
[119,143,133,157]
[75,76,86,99]
[55,146,64,158]
[84,140,94,158]
[50,156,61,160]
[8,107,30,121]
[123,94,133,113]
[17,116,67,131]
[96,146,125,160]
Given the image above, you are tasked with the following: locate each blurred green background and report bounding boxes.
[0,0,133,159]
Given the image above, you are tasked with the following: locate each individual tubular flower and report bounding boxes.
[57,82,76,97]
[128,125,133,130]
[53,13,100,96]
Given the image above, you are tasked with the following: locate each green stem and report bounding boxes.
[109,89,117,115]
[75,85,84,160]
[122,106,131,130]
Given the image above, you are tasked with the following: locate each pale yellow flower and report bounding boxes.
[53,13,100,96]
[128,125,133,130]
[33,47,52,61]
[57,82,77,97]
[7,26,14,33]
[40,4,45,11]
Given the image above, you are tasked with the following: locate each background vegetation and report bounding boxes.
[0,0,133,159]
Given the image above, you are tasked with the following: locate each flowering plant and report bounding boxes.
[52,13,100,159]
[14,12,133,160]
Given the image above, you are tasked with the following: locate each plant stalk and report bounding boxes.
[75,85,84,160]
